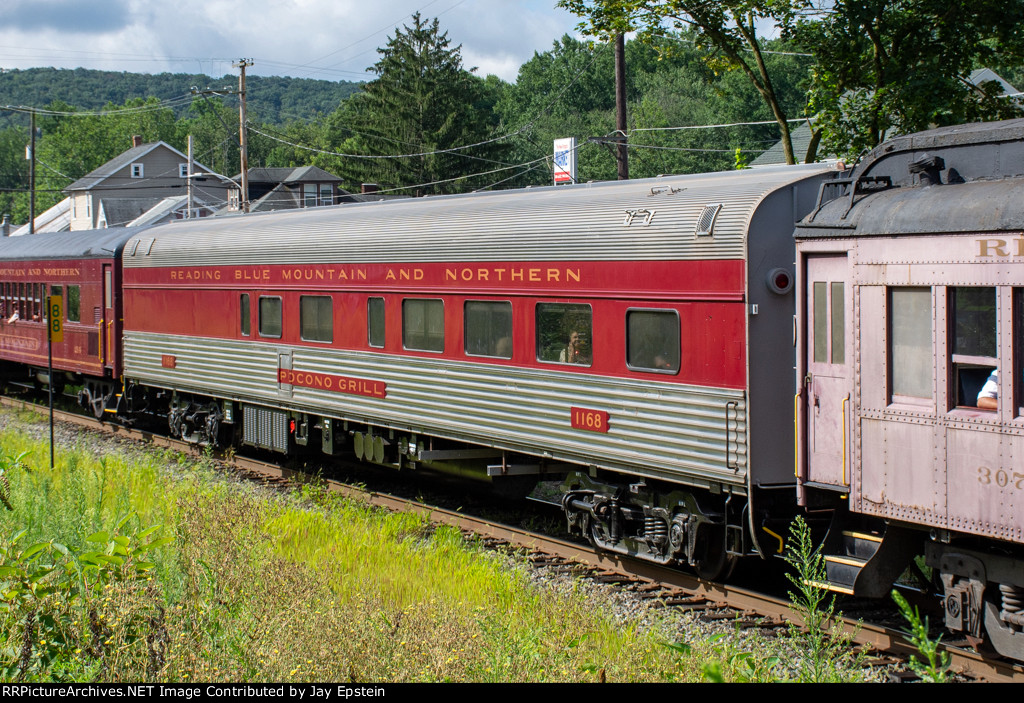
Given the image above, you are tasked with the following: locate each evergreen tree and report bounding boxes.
[326,13,509,195]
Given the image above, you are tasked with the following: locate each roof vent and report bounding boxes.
[695,204,723,237]
[908,154,945,185]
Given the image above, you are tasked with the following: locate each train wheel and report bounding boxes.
[694,526,738,581]
[90,390,108,419]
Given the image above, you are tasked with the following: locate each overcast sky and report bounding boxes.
[0,0,582,83]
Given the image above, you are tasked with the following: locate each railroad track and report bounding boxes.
[5,395,1023,683]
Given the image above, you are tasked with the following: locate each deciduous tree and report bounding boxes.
[559,0,807,164]
[788,0,1024,161]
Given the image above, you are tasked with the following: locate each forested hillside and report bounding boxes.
[0,67,361,127]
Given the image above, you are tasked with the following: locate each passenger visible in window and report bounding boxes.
[494,336,513,359]
[5,309,18,324]
[977,370,998,409]
[559,330,588,364]
[653,351,677,371]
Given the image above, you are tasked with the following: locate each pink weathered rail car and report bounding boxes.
[795,119,1024,660]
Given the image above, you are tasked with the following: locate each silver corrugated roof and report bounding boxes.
[0,228,141,261]
[126,164,833,268]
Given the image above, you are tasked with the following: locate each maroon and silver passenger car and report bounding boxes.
[120,164,832,579]
[0,227,136,413]
[795,119,1024,660]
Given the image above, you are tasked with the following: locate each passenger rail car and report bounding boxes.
[795,119,1024,660]
[0,227,135,413]
[119,164,831,578]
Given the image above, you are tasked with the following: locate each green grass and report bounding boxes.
[0,410,875,683]
[0,413,716,682]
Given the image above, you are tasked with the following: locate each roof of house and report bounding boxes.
[98,197,164,228]
[246,183,299,212]
[64,141,218,192]
[10,197,72,236]
[236,166,344,184]
[336,191,410,203]
[969,68,1020,96]
[749,121,825,167]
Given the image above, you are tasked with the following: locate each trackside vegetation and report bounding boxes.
[0,410,875,682]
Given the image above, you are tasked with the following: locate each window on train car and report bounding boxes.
[300,296,333,343]
[889,288,932,402]
[403,299,444,352]
[950,287,997,409]
[30,283,38,320]
[812,281,845,364]
[626,309,680,374]
[536,303,592,366]
[464,301,512,359]
[259,297,283,339]
[66,285,80,322]
[368,297,385,348]
[1016,288,1024,416]
[240,294,250,336]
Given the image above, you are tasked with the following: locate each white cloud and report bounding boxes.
[0,0,581,83]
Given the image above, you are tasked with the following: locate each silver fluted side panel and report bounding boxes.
[126,332,748,488]
[124,166,830,268]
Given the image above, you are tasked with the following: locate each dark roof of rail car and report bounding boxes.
[0,228,141,261]
[797,118,1024,237]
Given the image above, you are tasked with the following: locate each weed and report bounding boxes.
[0,450,28,511]
[0,513,172,681]
[892,589,950,682]
[782,515,865,682]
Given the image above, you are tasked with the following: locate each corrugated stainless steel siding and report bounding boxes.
[126,332,747,486]
[124,166,830,268]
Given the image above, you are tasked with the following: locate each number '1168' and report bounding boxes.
[571,407,609,434]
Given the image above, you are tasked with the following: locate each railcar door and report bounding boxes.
[804,255,852,489]
[102,264,114,374]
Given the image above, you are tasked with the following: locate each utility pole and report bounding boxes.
[614,34,628,181]
[187,134,194,218]
[233,59,253,213]
[28,110,36,233]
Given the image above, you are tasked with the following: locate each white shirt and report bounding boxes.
[978,370,998,401]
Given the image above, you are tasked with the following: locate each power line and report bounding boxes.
[1,95,196,118]
[370,153,553,195]
[247,122,518,161]
[649,33,814,57]
[629,118,809,134]
[617,142,768,154]
[247,40,612,165]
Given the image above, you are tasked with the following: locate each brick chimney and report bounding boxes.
[131,135,143,148]
[361,183,379,194]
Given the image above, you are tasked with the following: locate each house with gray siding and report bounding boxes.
[63,137,230,230]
